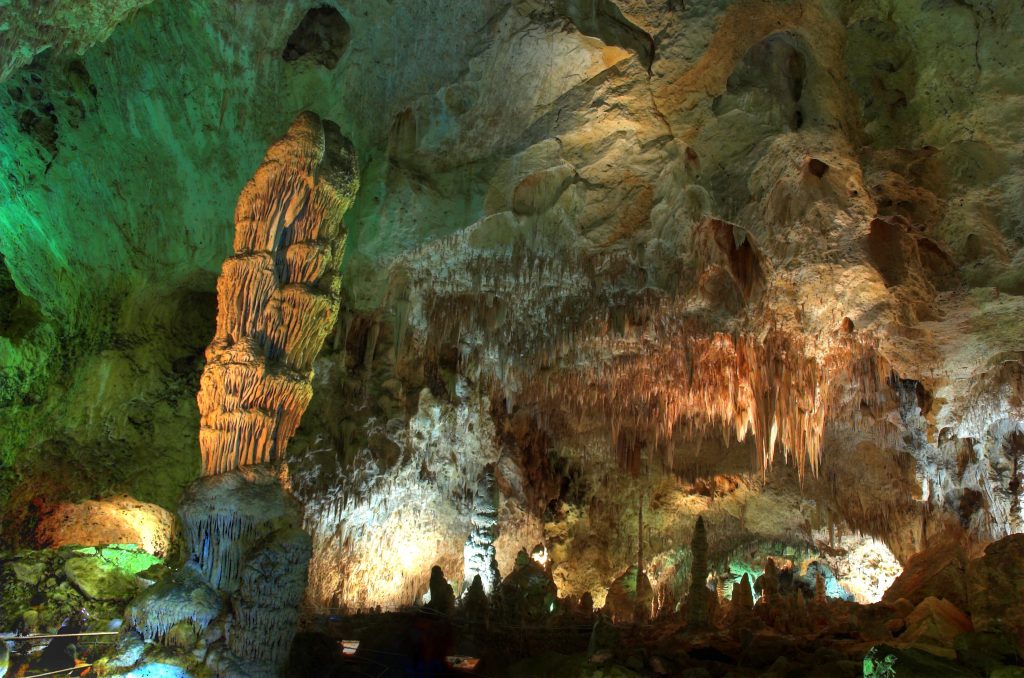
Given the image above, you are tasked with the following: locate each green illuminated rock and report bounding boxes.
[64,554,138,600]
[1,543,163,632]
[863,645,975,678]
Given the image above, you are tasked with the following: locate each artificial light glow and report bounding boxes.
[339,640,359,656]
[531,546,549,567]
[446,656,480,671]
[811,530,902,603]
[397,539,425,572]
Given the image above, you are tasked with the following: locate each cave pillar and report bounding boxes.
[128,113,358,675]
[197,110,358,476]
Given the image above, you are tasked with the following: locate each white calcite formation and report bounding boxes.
[125,565,221,645]
[463,465,501,594]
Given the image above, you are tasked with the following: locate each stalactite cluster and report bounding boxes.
[396,216,891,477]
[198,111,358,476]
[533,328,890,476]
[126,567,221,645]
[177,470,299,592]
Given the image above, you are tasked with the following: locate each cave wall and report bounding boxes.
[1,0,1022,608]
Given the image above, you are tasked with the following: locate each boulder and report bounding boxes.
[11,560,44,585]
[899,597,972,648]
[883,542,969,609]
[35,495,176,557]
[64,555,138,600]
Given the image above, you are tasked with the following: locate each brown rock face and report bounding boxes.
[883,540,970,609]
[198,112,358,476]
[966,534,1024,646]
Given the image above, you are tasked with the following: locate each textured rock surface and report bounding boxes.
[966,534,1024,646]
[197,111,357,476]
[0,0,152,82]
[0,0,1021,624]
[34,494,175,557]
[0,544,162,633]
[121,467,310,675]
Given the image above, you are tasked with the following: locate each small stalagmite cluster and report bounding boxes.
[198,110,358,476]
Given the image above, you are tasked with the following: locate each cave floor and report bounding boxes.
[291,610,878,677]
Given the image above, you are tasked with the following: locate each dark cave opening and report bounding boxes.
[282,5,351,69]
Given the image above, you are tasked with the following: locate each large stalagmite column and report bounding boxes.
[198,111,358,476]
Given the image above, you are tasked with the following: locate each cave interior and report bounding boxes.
[1,1,1023,677]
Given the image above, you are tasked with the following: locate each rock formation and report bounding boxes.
[107,113,356,677]
[685,515,710,629]
[1,1,1024,675]
[197,110,358,476]
[33,495,175,557]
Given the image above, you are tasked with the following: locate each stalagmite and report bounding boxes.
[197,111,358,476]
[731,573,754,621]
[464,465,501,594]
[686,515,710,630]
[761,558,780,605]
[123,114,355,676]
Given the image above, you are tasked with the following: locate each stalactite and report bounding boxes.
[126,566,221,646]
[177,469,300,593]
[397,224,890,478]
[197,111,358,476]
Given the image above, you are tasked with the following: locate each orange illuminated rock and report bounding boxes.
[198,112,358,476]
[35,494,176,557]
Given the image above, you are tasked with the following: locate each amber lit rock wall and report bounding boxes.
[197,111,357,476]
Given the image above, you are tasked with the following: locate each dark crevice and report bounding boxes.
[718,33,808,132]
[283,5,351,69]
[867,218,909,287]
[0,254,42,341]
[559,0,655,73]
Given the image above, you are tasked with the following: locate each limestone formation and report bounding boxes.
[730,573,754,623]
[197,111,358,476]
[125,566,221,645]
[966,534,1024,646]
[34,495,175,558]
[463,465,501,594]
[124,466,311,674]
[1,1,1024,675]
[685,516,710,630]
